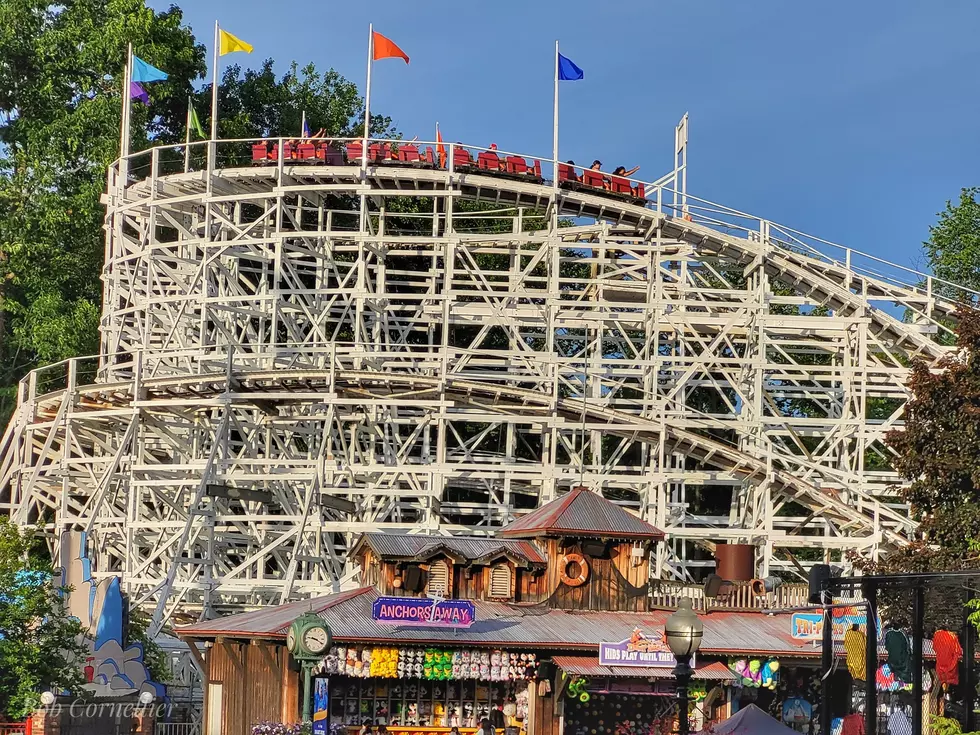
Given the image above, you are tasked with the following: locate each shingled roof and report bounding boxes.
[351,532,547,567]
[499,486,665,541]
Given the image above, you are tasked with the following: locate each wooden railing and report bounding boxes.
[650,580,820,612]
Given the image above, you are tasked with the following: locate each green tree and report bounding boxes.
[0,519,86,719]
[923,187,980,297]
[203,59,394,142]
[0,0,206,425]
[854,305,980,629]
[0,2,387,429]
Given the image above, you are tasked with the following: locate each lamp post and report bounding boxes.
[666,598,704,735]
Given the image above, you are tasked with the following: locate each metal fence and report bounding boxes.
[155,723,200,735]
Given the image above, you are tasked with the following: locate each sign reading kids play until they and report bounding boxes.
[372,596,476,628]
[599,628,684,667]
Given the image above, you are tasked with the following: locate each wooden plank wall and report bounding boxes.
[368,540,651,611]
[543,540,651,612]
[208,641,296,735]
[374,557,548,603]
[528,683,561,735]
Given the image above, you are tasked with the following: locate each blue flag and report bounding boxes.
[302,119,311,138]
[558,53,584,81]
[132,56,168,84]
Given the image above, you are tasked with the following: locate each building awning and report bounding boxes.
[553,655,737,681]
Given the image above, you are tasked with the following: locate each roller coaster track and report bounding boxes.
[2,138,970,619]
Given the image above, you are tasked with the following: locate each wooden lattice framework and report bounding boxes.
[0,135,972,631]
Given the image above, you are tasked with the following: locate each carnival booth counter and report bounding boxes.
[320,644,534,730]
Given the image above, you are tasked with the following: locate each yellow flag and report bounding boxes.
[219,28,253,56]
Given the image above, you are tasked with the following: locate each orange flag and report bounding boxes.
[373,31,409,63]
[436,125,446,168]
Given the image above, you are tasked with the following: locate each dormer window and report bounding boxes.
[489,563,513,599]
[426,559,450,597]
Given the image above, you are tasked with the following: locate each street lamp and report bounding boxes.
[666,598,704,735]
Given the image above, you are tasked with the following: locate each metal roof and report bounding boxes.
[353,532,547,566]
[552,656,737,681]
[499,486,665,541]
[178,588,827,658]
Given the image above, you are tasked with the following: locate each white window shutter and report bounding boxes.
[490,564,512,598]
[427,560,450,597]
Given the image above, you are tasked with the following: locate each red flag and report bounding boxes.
[436,126,446,169]
[373,31,409,63]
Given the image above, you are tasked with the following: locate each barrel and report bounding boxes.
[715,543,755,581]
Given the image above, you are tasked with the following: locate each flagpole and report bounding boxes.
[552,40,560,195]
[120,43,133,183]
[301,110,306,138]
[362,23,373,171]
[184,95,192,173]
[210,20,220,169]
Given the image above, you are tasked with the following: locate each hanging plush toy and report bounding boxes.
[324,647,339,674]
[730,659,750,685]
[761,660,780,690]
[345,648,358,676]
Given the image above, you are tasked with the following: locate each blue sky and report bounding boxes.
[150,0,980,276]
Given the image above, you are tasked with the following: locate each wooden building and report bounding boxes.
[179,488,828,735]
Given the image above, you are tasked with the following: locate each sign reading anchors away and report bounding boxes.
[372,596,476,628]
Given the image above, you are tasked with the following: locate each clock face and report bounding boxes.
[286,629,297,653]
[302,625,330,654]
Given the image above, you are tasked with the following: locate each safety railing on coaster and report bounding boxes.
[111,136,980,323]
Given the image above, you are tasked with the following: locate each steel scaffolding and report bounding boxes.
[0,134,972,630]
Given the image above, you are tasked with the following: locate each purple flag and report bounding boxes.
[129,81,149,106]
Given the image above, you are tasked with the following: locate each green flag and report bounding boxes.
[189,101,205,139]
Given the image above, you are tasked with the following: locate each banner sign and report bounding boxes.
[312,677,329,735]
[790,605,880,641]
[372,596,476,628]
[599,628,688,668]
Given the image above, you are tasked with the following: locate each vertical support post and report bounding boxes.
[821,594,833,735]
[864,582,877,735]
[301,661,313,723]
[913,584,924,735]
[675,657,691,735]
[964,578,976,731]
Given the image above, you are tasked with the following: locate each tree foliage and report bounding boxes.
[0,519,86,720]
[923,187,980,296]
[855,306,980,629]
[0,2,384,428]
[887,306,980,535]
[203,60,393,142]
[0,0,205,424]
